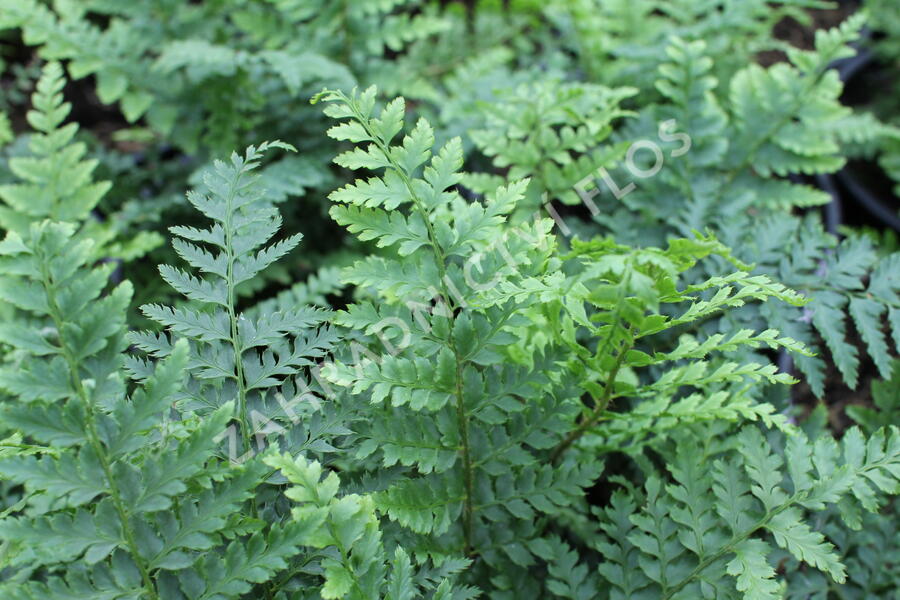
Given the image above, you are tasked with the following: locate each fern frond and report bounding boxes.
[724,214,900,394]
[0,61,108,228]
[467,80,635,212]
[596,424,900,600]
[134,141,338,460]
[266,452,458,599]
[316,86,583,566]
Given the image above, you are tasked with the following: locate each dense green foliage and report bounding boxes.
[1,1,898,598]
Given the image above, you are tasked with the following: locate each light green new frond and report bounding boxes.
[266,452,456,599]
[590,389,790,457]
[546,232,809,460]
[726,539,782,600]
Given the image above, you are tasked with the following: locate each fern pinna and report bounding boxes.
[310,87,900,598]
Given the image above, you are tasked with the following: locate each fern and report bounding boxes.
[575,16,897,394]
[611,16,866,236]
[778,404,900,599]
[2,4,899,598]
[529,233,814,472]
[0,0,158,122]
[121,141,370,597]
[545,0,833,92]
[0,141,367,599]
[0,0,449,156]
[307,87,873,597]
[720,214,900,395]
[846,359,900,433]
[0,226,221,595]
[0,61,161,260]
[466,80,635,213]
[265,452,462,599]
[725,19,858,177]
[594,424,900,600]
[0,141,411,599]
[315,87,561,556]
[869,0,900,65]
[130,141,340,463]
[0,219,248,598]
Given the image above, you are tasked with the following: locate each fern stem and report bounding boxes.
[550,339,630,462]
[453,350,475,549]
[659,501,795,600]
[40,263,160,600]
[665,452,893,599]
[222,169,253,458]
[551,269,632,463]
[220,158,272,599]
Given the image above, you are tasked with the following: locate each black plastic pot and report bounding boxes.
[816,28,900,233]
